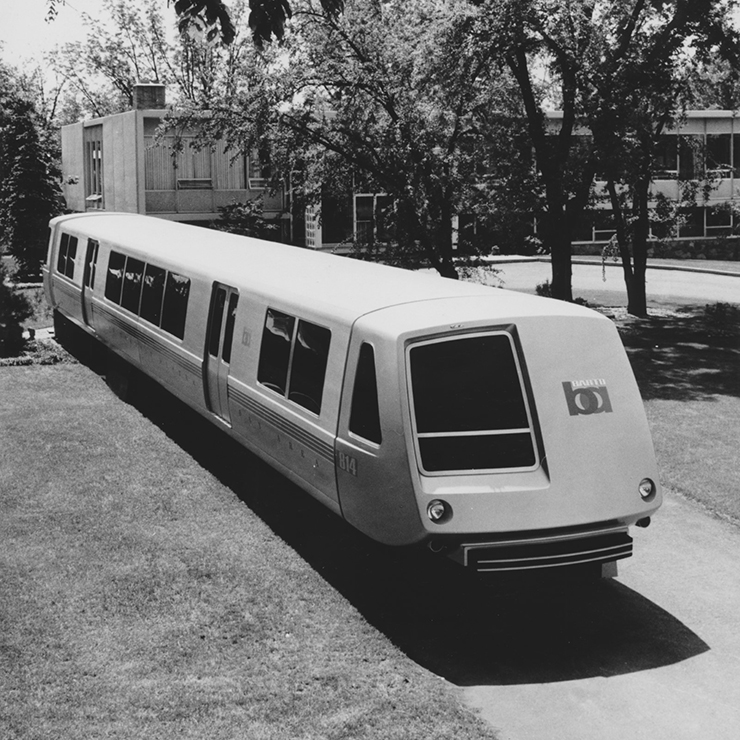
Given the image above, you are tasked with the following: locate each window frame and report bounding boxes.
[406,330,540,476]
[257,308,332,416]
[56,233,78,280]
[103,249,190,341]
[348,342,382,445]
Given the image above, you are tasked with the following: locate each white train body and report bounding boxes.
[44,213,662,573]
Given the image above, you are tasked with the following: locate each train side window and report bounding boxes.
[208,288,227,357]
[140,264,166,326]
[349,343,382,444]
[121,257,145,314]
[84,239,99,289]
[105,250,126,304]
[222,293,239,364]
[289,320,331,414]
[56,233,69,274]
[161,271,191,339]
[258,309,295,396]
[65,237,78,279]
[56,233,78,279]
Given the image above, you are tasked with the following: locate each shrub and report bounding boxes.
[703,302,740,339]
[536,279,552,297]
[215,199,280,240]
[0,260,32,357]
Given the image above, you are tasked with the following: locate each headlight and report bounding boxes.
[427,499,451,523]
[638,478,656,501]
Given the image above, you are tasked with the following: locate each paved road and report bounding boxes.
[488,260,739,306]
[461,260,740,739]
[463,493,740,740]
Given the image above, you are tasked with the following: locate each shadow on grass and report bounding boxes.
[57,328,709,688]
[618,304,740,401]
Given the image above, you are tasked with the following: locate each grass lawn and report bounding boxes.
[1,288,737,739]
[615,304,740,523]
[0,364,498,740]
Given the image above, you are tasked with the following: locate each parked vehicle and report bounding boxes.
[44,212,661,574]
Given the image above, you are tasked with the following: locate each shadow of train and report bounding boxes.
[59,323,710,688]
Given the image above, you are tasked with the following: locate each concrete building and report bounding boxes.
[60,95,740,256]
[60,84,288,238]
[551,110,740,253]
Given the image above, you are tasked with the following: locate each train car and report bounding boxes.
[43,212,662,575]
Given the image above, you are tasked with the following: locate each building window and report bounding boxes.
[248,150,271,189]
[678,208,704,238]
[678,135,701,180]
[655,136,678,179]
[706,134,733,177]
[354,194,392,244]
[706,206,733,236]
[84,125,104,209]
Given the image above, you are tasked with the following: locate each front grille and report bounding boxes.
[465,531,633,572]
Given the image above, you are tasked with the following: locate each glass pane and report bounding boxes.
[349,343,382,443]
[679,136,700,179]
[289,320,331,414]
[57,233,69,274]
[208,288,227,357]
[105,251,126,304]
[655,136,678,178]
[257,309,295,396]
[707,134,732,172]
[140,264,166,326]
[121,257,145,314]
[410,335,529,433]
[678,208,704,238]
[84,239,99,289]
[161,272,191,339]
[418,433,536,472]
[222,293,239,364]
[64,237,78,279]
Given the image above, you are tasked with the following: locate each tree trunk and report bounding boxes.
[427,198,459,279]
[548,216,573,301]
[626,177,650,317]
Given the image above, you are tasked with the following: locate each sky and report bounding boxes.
[0,0,106,66]
[0,0,178,67]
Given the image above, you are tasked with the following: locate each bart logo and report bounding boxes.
[563,380,613,416]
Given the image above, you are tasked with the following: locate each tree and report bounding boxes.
[48,0,258,118]
[0,69,61,281]
[179,0,524,277]
[471,0,740,311]
[582,0,740,315]
[0,259,32,357]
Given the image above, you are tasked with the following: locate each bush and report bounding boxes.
[536,280,552,297]
[215,199,280,240]
[0,260,32,357]
[703,302,740,339]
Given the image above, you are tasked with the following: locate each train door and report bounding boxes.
[81,238,99,328]
[204,283,239,424]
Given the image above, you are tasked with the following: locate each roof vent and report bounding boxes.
[133,83,166,110]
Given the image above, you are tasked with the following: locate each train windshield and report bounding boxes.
[408,333,538,473]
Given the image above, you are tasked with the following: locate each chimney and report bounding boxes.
[133,83,166,110]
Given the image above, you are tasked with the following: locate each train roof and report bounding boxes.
[51,212,602,324]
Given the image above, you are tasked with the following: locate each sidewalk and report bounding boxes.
[481,254,740,279]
